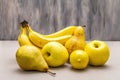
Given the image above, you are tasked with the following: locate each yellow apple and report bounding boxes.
[41,42,69,67]
[70,50,89,69]
[85,40,110,66]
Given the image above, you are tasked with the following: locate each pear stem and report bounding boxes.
[47,70,56,77]
[82,25,86,27]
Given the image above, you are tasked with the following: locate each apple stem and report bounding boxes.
[47,70,56,77]
[94,43,99,48]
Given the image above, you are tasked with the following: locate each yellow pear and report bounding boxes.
[65,26,86,55]
[16,45,49,72]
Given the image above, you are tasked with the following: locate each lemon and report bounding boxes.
[70,50,89,69]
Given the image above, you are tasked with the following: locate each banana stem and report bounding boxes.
[20,20,28,28]
[20,20,32,32]
[47,70,56,77]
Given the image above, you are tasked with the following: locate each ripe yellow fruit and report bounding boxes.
[44,26,77,38]
[16,45,49,72]
[85,40,110,66]
[70,50,89,69]
[65,26,86,54]
[42,42,69,67]
[18,24,33,46]
[25,22,71,48]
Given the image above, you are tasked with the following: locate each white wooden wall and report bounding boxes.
[0,0,120,40]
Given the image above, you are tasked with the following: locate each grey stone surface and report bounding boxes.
[0,0,120,40]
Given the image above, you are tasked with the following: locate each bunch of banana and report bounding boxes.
[21,20,74,48]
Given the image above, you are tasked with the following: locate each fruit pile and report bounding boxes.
[16,20,110,74]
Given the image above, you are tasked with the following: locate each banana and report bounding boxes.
[40,25,86,38]
[28,26,71,48]
[18,24,33,46]
[43,26,77,38]
[21,21,72,48]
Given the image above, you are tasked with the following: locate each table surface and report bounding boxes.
[0,41,120,80]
